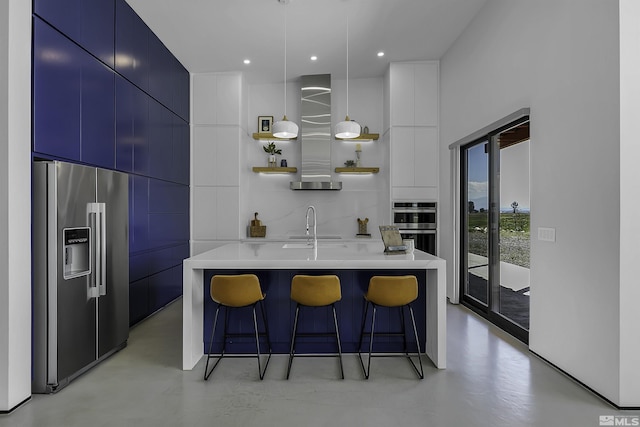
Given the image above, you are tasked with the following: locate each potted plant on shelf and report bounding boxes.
[263,142,282,167]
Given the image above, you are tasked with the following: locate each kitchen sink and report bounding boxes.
[282,242,348,249]
[282,243,314,249]
[287,235,342,240]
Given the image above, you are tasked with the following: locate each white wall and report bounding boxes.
[0,0,32,412]
[191,74,388,253]
[440,0,633,405]
[618,0,640,407]
[244,77,387,239]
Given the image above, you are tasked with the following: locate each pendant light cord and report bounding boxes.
[283,2,288,118]
[346,16,349,118]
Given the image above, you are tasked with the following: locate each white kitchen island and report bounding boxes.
[182,241,446,370]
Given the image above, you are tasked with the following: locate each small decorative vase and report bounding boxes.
[268,155,277,168]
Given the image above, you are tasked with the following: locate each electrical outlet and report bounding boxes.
[538,227,556,242]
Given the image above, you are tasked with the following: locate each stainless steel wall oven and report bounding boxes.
[392,202,437,255]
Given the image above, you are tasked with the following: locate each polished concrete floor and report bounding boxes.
[1,299,633,427]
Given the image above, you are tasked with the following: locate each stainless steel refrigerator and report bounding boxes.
[32,161,129,393]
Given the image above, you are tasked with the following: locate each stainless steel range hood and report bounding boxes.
[290,74,342,190]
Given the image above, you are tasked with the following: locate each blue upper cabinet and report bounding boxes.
[148,33,173,110]
[115,0,149,92]
[34,0,115,68]
[33,18,115,167]
[114,0,189,121]
[80,58,115,169]
[172,57,190,122]
[116,75,149,174]
[149,100,173,181]
[33,19,81,161]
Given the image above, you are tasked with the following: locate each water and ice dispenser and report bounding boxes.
[63,227,91,280]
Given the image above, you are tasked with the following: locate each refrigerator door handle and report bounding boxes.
[87,203,103,299]
[98,202,107,296]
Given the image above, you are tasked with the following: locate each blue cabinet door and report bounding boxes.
[115,76,134,172]
[148,100,173,181]
[148,268,180,313]
[172,58,190,122]
[34,18,115,166]
[115,0,148,92]
[148,179,189,248]
[116,76,148,173]
[148,32,173,109]
[129,277,149,326]
[81,59,115,168]
[34,0,115,67]
[129,174,149,253]
[33,19,81,161]
[132,88,150,176]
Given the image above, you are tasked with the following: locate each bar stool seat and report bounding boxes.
[357,275,424,379]
[204,274,272,381]
[287,274,344,379]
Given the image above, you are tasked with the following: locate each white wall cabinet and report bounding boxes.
[191,72,244,255]
[390,126,439,200]
[390,62,438,127]
[387,61,439,200]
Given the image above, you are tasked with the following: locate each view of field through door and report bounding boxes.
[461,118,530,342]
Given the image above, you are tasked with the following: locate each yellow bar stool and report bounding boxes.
[287,274,344,379]
[357,275,424,379]
[204,274,272,381]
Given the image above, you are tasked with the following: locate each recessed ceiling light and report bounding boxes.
[243,59,251,65]
[377,51,384,57]
[310,56,318,61]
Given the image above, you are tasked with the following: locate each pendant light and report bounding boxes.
[335,14,360,139]
[272,0,299,139]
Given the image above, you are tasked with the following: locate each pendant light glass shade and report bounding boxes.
[334,14,360,139]
[273,0,298,139]
[273,115,299,139]
[335,115,360,139]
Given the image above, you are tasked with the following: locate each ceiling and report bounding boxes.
[125,0,487,84]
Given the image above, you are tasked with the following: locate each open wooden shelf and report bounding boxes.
[252,133,297,141]
[334,167,379,174]
[335,133,379,141]
[252,167,297,174]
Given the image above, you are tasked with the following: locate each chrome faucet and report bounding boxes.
[305,205,317,248]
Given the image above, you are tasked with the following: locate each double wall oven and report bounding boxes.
[392,202,437,256]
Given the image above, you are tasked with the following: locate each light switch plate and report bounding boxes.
[538,227,556,242]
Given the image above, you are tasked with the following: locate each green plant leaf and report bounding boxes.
[263,142,281,155]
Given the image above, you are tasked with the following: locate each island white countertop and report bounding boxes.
[186,240,443,269]
[182,241,447,370]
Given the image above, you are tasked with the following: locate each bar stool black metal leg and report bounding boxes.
[400,305,408,355]
[331,304,344,379]
[358,303,377,380]
[251,303,270,380]
[357,301,367,377]
[221,306,230,356]
[286,304,301,379]
[357,299,370,351]
[357,301,374,379]
[408,304,424,379]
[204,305,222,380]
[259,300,273,352]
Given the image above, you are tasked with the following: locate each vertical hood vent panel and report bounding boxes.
[290,74,342,190]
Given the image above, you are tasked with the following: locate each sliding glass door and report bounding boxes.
[461,118,530,342]
[462,139,490,308]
